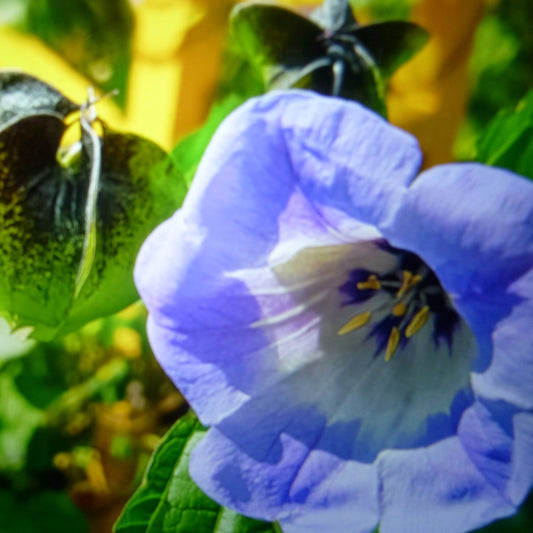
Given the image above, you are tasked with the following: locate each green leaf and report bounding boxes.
[0,72,186,340]
[0,317,34,363]
[475,91,533,179]
[353,0,416,21]
[0,489,88,533]
[114,411,277,533]
[0,0,33,26]
[0,366,45,471]
[467,0,533,140]
[8,0,134,108]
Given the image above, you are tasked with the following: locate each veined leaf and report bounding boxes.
[0,72,186,340]
[114,411,276,533]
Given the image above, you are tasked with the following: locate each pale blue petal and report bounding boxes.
[378,437,516,533]
[459,400,533,506]
[189,426,379,532]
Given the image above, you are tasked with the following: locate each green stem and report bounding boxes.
[273,522,283,533]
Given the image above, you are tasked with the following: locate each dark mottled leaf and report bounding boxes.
[231,3,322,71]
[476,90,533,179]
[230,0,427,114]
[114,411,277,533]
[351,21,429,80]
[0,71,78,126]
[0,72,186,339]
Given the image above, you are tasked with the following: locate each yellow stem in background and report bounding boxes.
[387,0,485,167]
[126,0,214,149]
[124,0,323,149]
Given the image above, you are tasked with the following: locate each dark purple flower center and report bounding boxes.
[339,242,460,361]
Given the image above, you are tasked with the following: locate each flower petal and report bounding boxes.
[176,234,476,523]
[378,437,516,533]
[382,163,533,408]
[458,400,533,507]
[273,91,422,230]
[134,91,422,424]
[189,426,380,533]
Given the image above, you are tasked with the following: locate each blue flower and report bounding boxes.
[135,91,533,533]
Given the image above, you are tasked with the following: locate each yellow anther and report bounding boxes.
[392,302,407,316]
[338,310,372,335]
[405,306,430,338]
[356,274,381,291]
[385,327,400,362]
[396,270,422,299]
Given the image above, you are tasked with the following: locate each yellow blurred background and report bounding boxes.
[0,0,485,167]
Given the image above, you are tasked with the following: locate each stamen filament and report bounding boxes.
[405,305,430,338]
[385,327,400,361]
[396,270,422,299]
[338,310,371,335]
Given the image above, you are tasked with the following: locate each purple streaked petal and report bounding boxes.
[190,426,380,532]
[459,400,533,507]
[377,437,516,533]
